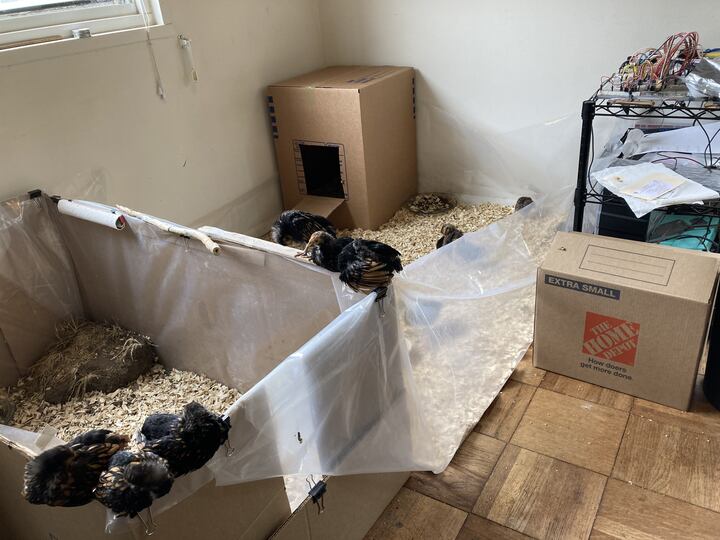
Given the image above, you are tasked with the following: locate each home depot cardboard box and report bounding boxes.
[534,231,720,410]
[267,66,417,229]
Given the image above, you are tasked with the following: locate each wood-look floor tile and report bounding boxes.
[613,414,720,512]
[541,372,633,411]
[475,381,536,441]
[591,479,720,539]
[474,445,605,540]
[456,514,531,540]
[632,376,720,437]
[406,433,504,512]
[510,388,628,475]
[364,487,466,540]
[510,346,545,387]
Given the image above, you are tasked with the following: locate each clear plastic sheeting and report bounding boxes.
[214,186,573,484]
[0,195,83,386]
[417,103,584,201]
[0,187,573,533]
[394,188,571,468]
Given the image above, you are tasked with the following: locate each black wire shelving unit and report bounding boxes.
[572,92,720,233]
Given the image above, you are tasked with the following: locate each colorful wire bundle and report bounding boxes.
[609,32,701,92]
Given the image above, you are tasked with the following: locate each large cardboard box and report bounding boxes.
[534,231,720,410]
[267,66,417,229]
[272,473,409,540]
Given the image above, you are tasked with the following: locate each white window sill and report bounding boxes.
[0,22,175,68]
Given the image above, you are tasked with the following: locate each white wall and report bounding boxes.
[0,0,325,234]
[319,0,720,201]
[3,2,719,230]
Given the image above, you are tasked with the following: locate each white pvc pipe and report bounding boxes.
[58,199,126,230]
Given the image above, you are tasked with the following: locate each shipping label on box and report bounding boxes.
[534,232,720,410]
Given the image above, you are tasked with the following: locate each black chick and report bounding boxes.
[23,429,128,507]
[514,197,533,212]
[338,239,403,299]
[298,231,355,272]
[94,448,173,518]
[271,210,337,249]
[436,224,464,249]
[140,402,231,477]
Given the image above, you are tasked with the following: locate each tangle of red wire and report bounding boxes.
[604,32,701,92]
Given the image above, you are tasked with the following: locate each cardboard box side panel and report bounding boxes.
[269,86,370,229]
[0,444,291,540]
[271,472,410,540]
[359,70,418,228]
[532,266,542,369]
[545,232,720,303]
[272,66,411,89]
[534,268,710,410]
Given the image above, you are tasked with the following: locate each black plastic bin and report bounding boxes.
[597,189,650,242]
[703,290,720,410]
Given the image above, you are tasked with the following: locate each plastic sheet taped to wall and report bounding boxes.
[0,186,572,533]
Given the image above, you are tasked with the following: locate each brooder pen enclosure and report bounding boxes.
[0,188,569,538]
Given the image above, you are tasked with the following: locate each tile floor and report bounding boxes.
[364,346,720,540]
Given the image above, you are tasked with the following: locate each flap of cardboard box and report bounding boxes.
[293,195,346,218]
[270,66,411,90]
[543,232,720,303]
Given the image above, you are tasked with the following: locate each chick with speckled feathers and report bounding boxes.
[436,224,464,249]
[271,210,337,249]
[338,239,403,300]
[140,401,231,477]
[94,448,173,517]
[22,429,128,507]
[299,231,403,300]
[299,230,354,272]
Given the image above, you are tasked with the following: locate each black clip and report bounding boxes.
[27,189,42,199]
[308,478,327,514]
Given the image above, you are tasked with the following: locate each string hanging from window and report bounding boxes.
[137,0,166,100]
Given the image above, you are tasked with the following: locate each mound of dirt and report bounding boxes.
[28,320,157,404]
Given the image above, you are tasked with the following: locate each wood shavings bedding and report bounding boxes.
[6,364,241,443]
[340,203,513,265]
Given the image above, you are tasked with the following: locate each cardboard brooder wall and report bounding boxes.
[0,194,343,539]
[268,66,417,230]
[0,442,289,540]
[534,232,720,410]
[0,194,411,539]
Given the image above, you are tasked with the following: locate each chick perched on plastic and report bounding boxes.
[514,196,534,212]
[297,231,354,272]
[140,401,231,477]
[436,224,464,249]
[94,447,173,518]
[338,239,403,300]
[23,429,129,507]
[271,210,337,249]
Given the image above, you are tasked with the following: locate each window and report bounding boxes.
[0,0,163,48]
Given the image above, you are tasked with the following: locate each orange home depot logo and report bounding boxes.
[582,312,640,366]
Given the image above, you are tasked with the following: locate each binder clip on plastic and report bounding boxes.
[306,475,327,514]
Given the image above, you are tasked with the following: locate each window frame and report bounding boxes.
[0,0,163,48]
